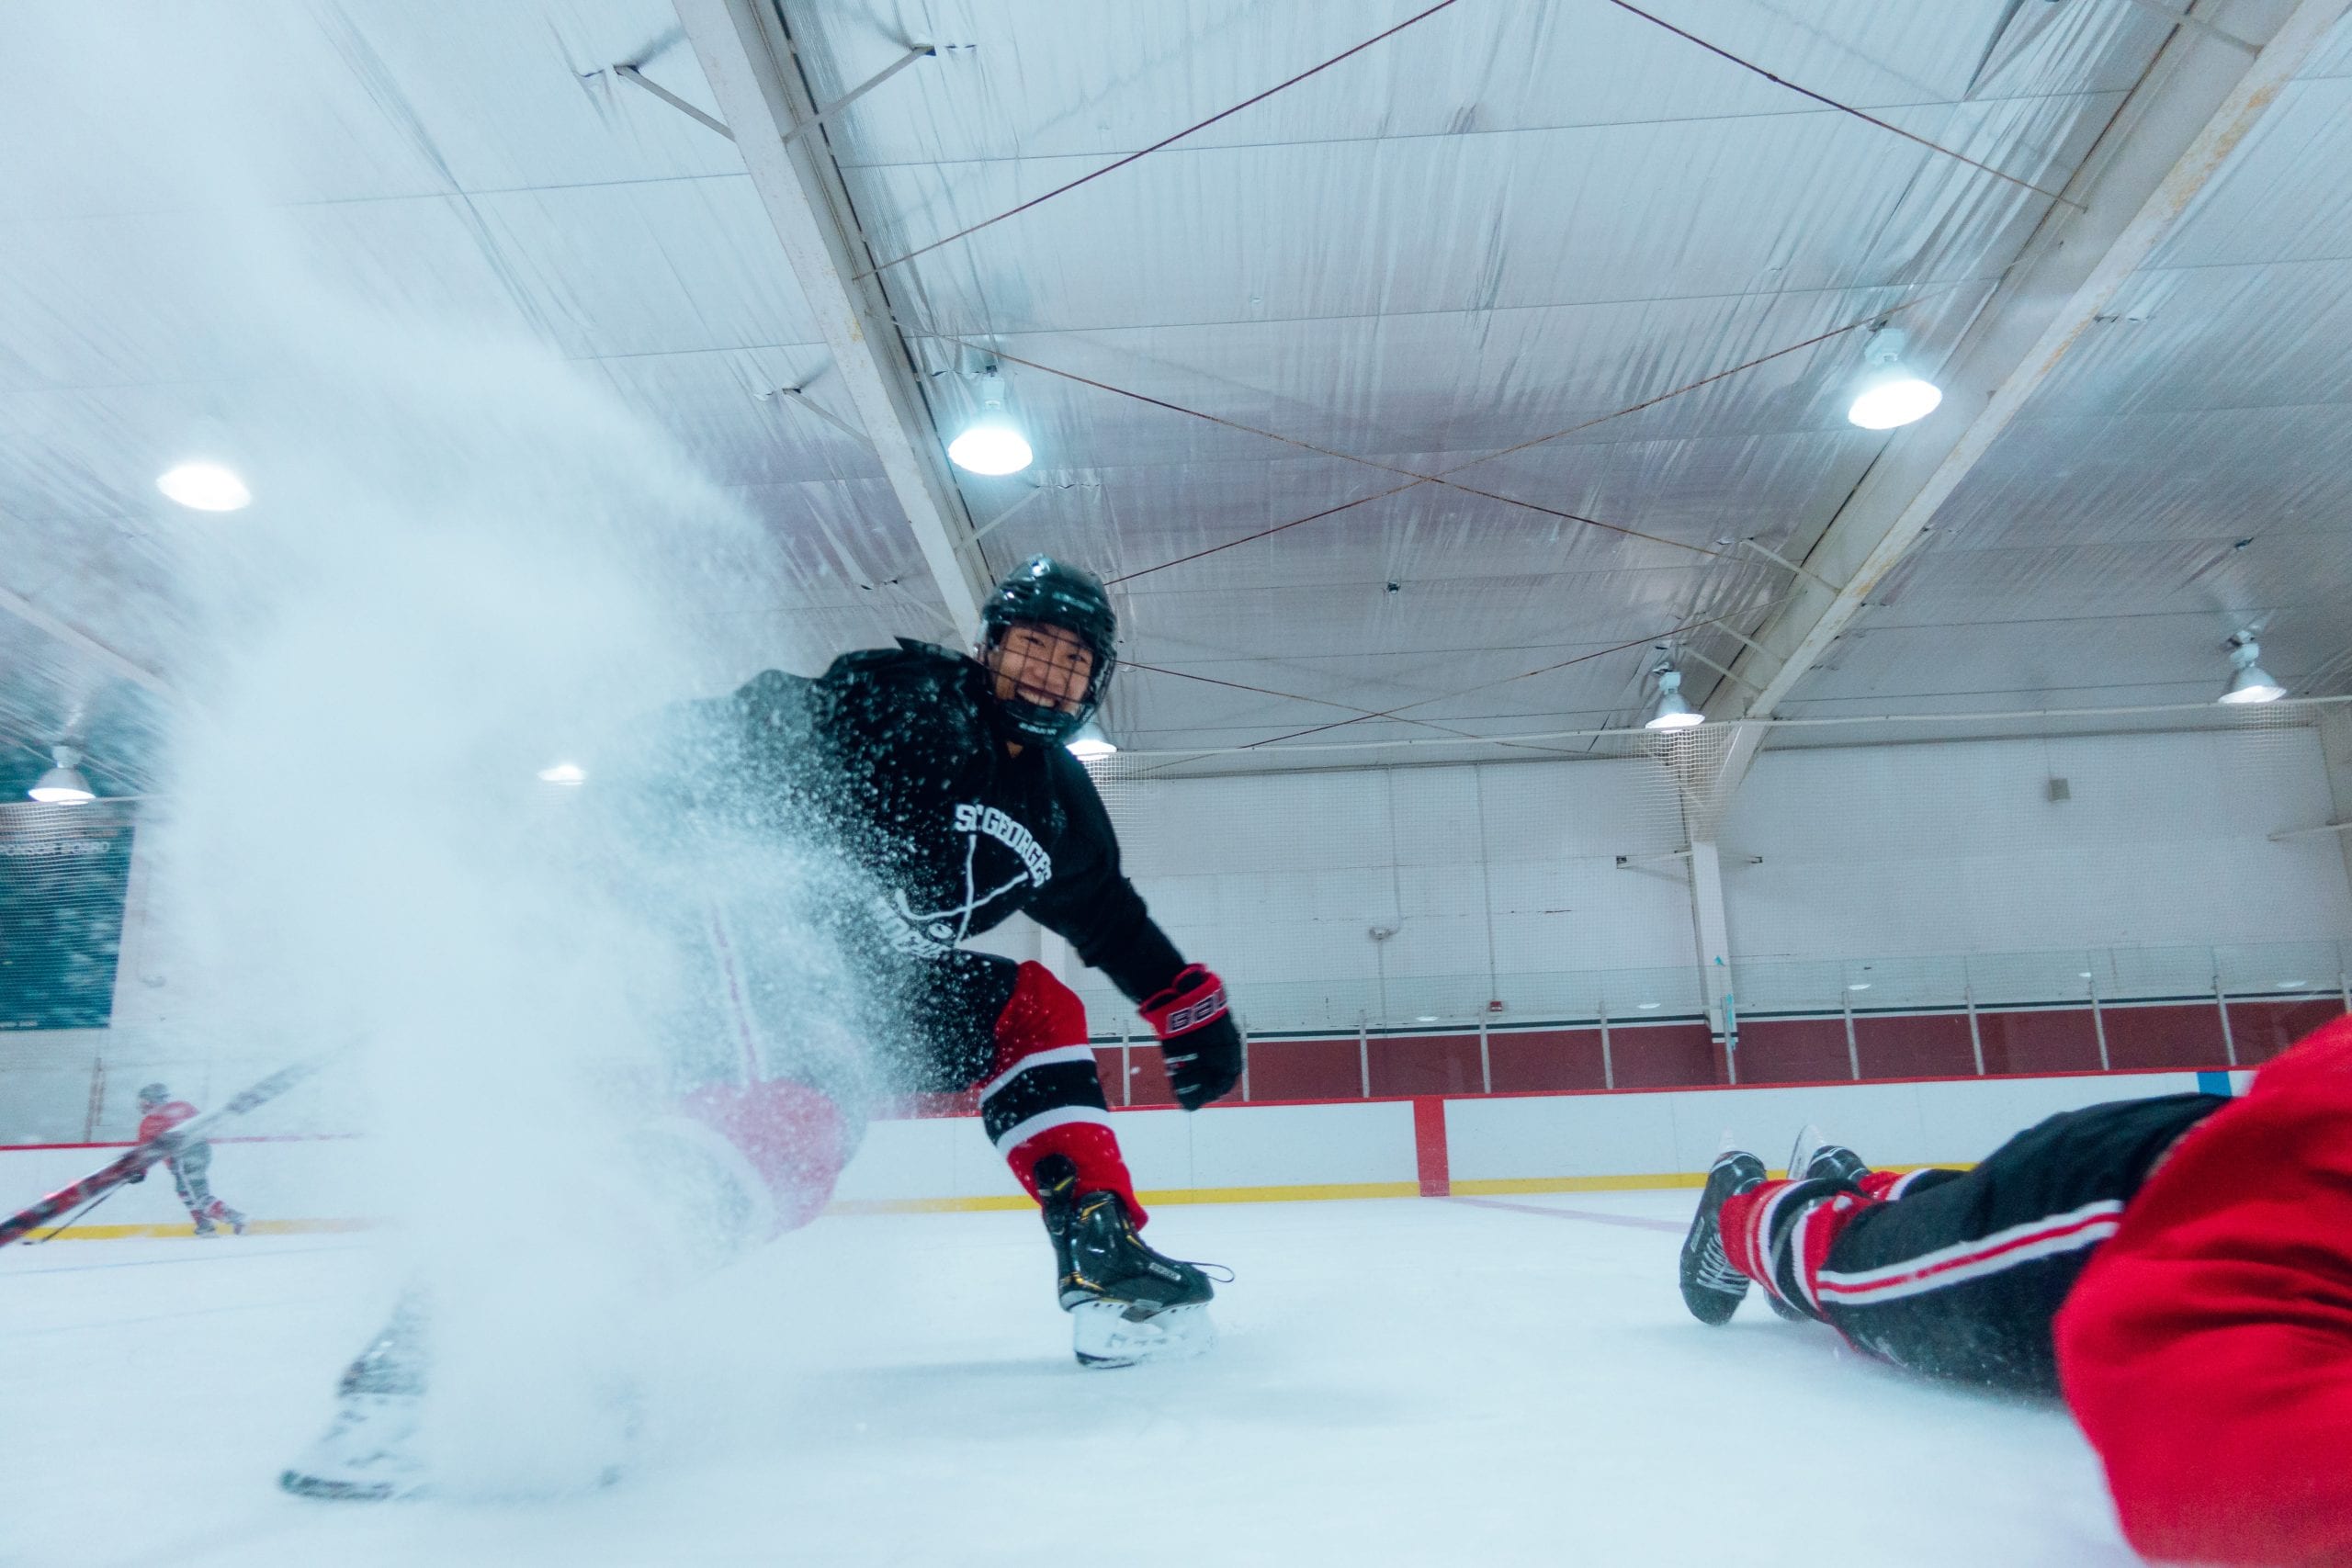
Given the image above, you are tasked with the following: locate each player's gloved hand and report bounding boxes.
[1140,964,1243,1111]
[125,1166,147,1183]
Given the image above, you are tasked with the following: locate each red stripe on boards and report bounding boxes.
[1412,1097,1450,1197]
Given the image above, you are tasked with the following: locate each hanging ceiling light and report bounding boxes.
[1645,665,1704,730]
[1066,721,1117,761]
[947,369,1033,476]
[28,745,96,804]
[2219,632,2285,705]
[1846,326,1943,431]
[156,460,252,512]
[536,761,587,785]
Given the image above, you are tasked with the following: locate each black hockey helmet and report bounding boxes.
[978,555,1116,744]
[136,1082,168,1109]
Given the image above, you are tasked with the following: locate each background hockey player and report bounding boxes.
[128,1082,250,1237]
[285,555,1247,1499]
[1679,1017,2352,1567]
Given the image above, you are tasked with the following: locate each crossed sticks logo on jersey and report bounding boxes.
[885,802,1056,956]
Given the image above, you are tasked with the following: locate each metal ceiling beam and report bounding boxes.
[673,0,989,637]
[0,581,172,697]
[1705,0,2349,740]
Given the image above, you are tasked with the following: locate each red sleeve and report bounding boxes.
[136,1103,198,1143]
[2056,1016,2352,1567]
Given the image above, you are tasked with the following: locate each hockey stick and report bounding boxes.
[0,1052,338,1250]
[24,1182,124,1245]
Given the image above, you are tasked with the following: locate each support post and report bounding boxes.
[1965,982,1985,1076]
[1477,1013,1492,1095]
[1688,840,1735,1043]
[82,1055,107,1143]
[2216,970,2238,1066]
[1359,1024,1372,1100]
[1841,987,1860,1080]
[2089,970,2110,1071]
[2316,711,2352,904]
[1599,1001,1613,1091]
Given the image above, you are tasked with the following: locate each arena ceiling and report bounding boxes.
[2,0,2348,795]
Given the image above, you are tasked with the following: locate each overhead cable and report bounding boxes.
[1234,587,1807,749]
[857,0,1468,278]
[1595,0,2081,208]
[1121,659,1523,750]
[1063,292,1943,586]
[932,333,1728,561]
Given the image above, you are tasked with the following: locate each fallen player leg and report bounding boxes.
[1700,1094,2222,1393]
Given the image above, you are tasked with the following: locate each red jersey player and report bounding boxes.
[131,1083,250,1237]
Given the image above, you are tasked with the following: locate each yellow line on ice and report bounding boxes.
[24,1165,1976,1236]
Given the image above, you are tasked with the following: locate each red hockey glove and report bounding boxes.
[1140,964,1243,1111]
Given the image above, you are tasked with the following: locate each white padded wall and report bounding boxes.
[1720,728,2352,959]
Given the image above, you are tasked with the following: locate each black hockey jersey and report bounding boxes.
[695,640,1186,1005]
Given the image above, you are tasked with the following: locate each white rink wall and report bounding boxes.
[1442,1067,2232,1187]
[0,1068,2237,1235]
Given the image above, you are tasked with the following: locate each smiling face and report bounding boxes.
[985,620,1096,716]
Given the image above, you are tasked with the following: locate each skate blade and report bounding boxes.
[1786,1122,1826,1181]
[279,1393,428,1503]
[279,1469,422,1502]
[279,1465,625,1502]
[1070,1301,1216,1369]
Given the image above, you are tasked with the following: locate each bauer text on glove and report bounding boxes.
[1141,964,1243,1111]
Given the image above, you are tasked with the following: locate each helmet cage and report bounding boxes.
[978,558,1116,745]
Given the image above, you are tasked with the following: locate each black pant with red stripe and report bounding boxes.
[1720,1094,2225,1394]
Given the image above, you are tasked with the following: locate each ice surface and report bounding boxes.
[0,1193,2136,1567]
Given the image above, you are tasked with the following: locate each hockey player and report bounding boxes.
[658,554,1244,1354]
[128,1082,249,1237]
[1680,1015,2352,1566]
[284,556,1246,1499]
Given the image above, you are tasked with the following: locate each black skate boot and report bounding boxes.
[281,1299,428,1500]
[1786,1123,1871,1188]
[1036,1155,1217,1368]
[1752,1126,1872,1321]
[1680,1145,1766,1325]
[191,1216,218,1238]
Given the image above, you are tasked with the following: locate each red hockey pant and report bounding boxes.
[681,961,1140,1241]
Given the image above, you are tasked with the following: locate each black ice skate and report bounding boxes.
[280,1300,428,1501]
[1786,1123,1871,1189]
[1035,1155,1217,1368]
[1680,1145,1766,1325]
[1756,1125,1871,1321]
